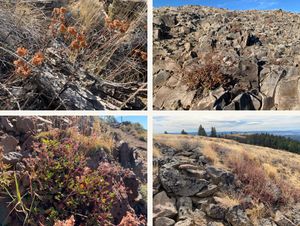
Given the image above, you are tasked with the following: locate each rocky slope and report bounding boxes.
[153,6,300,110]
[153,135,300,226]
[0,116,147,225]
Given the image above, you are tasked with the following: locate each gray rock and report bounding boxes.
[207,222,225,226]
[191,209,207,225]
[206,166,234,185]
[1,118,14,132]
[196,184,218,198]
[3,152,23,165]
[259,218,277,226]
[153,191,177,219]
[204,204,226,220]
[177,197,193,220]
[16,117,35,134]
[155,217,175,226]
[160,161,209,196]
[225,205,252,226]
[274,211,296,226]
[174,218,193,226]
[154,70,170,87]
[0,197,11,225]
[117,141,135,169]
[0,134,19,153]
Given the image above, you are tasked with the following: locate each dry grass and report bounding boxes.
[67,127,115,153]
[69,0,105,33]
[0,1,47,75]
[200,140,220,165]
[184,61,226,90]
[153,146,162,158]
[215,195,241,208]
[154,134,200,150]
[246,203,268,226]
[262,163,278,179]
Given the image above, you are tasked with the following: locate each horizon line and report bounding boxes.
[153,4,300,13]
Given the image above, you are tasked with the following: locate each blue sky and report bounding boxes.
[154,0,300,12]
[154,112,300,134]
[115,116,147,129]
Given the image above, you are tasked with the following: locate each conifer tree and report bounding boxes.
[198,125,207,136]
[181,129,188,135]
[210,127,217,137]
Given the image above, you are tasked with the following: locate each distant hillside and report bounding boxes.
[223,133,300,154]
[166,130,300,142]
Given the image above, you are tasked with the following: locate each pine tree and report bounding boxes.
[181,129,188,135]
[198,125,207,136]
[210,127,217,137]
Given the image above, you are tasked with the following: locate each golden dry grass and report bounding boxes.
[246,203,268,226]
[153,146,162,158]
[214,195,241,208]
[69,0,105,32]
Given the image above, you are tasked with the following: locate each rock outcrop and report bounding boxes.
[153,6,300,110]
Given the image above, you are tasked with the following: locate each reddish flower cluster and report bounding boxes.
[14,47,45,77]
[133,49,147,62]
[50,7,87,50]
[119,211,146,226]
[105,17,130,33]
[54,215,75,226]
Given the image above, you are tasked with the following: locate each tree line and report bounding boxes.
[167,125,300,155]
[164,125,218,137]
[224,133,300,154]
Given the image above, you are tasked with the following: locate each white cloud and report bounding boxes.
[154,112,300,134]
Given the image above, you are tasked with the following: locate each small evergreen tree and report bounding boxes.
[164,131,168,134]
[181,129,188,135]
[210,127,217,137]
[198,125,207,136]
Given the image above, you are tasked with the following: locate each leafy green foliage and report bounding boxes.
[0,119,146,226]
[19,132,116,225]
